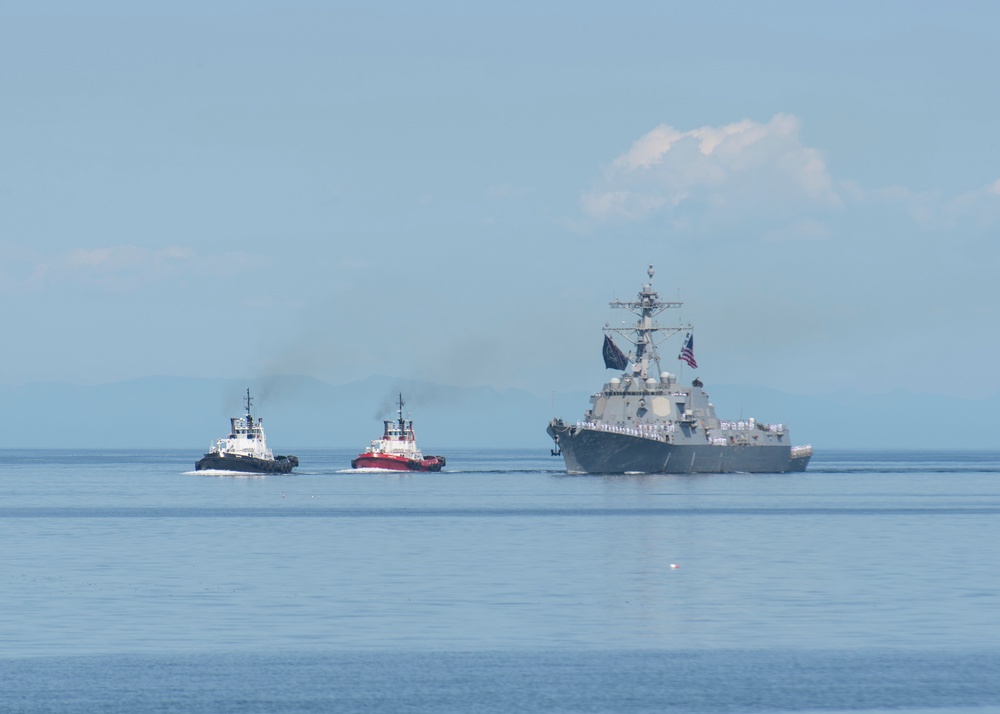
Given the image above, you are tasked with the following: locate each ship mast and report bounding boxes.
[243,387,258,436]
[604,265,690,379]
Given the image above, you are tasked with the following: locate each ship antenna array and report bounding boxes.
[603,265,691,379]
[396,393,407,426]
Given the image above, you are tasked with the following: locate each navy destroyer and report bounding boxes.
[195,389,298,473]
[547,266,812,474]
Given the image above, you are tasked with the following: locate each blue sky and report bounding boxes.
[2,1,998,401]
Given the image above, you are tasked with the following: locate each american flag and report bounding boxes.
[678,333,698,369]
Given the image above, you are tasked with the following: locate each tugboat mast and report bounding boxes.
[604,264,690,379]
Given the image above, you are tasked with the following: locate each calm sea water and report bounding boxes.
[2,448,1000,713]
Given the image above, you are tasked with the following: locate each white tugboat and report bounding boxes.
[547,266,812,474]
[351,394,446,471]
[195,389,298,473]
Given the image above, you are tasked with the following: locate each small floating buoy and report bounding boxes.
[669,563,679,569]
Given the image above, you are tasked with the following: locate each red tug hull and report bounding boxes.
[351,453,446,472]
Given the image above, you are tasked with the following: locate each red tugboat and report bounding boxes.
[351,394,446,472]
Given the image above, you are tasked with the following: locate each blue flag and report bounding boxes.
[602,335,629,370]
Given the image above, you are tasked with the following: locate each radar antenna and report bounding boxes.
[603,265,692,379]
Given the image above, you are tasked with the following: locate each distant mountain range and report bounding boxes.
[0,375,996,451]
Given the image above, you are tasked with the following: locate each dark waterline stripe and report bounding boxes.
[3,648,1000,713]
[3,506,1000,519]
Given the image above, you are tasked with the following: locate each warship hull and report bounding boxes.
[195,453,298,474]
[548,421,810,474]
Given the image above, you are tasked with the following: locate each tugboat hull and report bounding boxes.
[351,454,445,472]
[195,454,298,474]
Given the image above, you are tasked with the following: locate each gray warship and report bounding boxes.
[547,266,812,474]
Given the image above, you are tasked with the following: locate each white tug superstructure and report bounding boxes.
[195,389,298,473]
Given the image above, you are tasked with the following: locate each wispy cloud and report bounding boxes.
[0,244,266,295]
[582,114,841,223]
[941,179,1000,230]
[842,177,1000,233]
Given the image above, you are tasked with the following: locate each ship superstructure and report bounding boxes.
[195,389,298,473]
[547,266,812,474]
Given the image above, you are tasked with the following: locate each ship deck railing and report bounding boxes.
[576,421,676,440]
[575,420,786,442]
[718,420,785,433]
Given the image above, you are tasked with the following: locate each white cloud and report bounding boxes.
[613,125,685,170]
[583,114,841,223]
